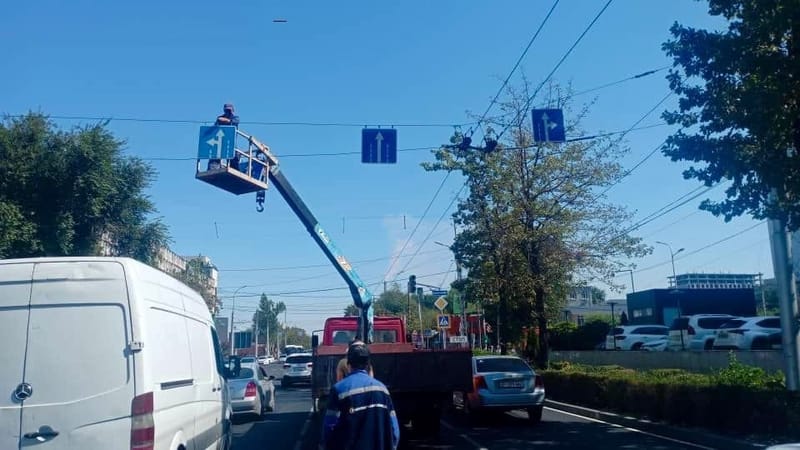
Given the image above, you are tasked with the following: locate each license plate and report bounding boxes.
[292,367,304,372]
[498,380,524,389]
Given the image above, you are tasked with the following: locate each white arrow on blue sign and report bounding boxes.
[531,109,565,143]
[361,129,398,164]
[198,126,237,160]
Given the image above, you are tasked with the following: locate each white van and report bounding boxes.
[0,257,232,450]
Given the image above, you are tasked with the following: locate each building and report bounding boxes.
[626,288,757,326]
[566,286,594,306]
[563,298,628,326]
[668,273,759,290]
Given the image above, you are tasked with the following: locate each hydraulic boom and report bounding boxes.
[196,127,375,342]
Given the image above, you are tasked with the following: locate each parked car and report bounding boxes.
[713,316,781,350]
[0,257,232,450]
[227,362,275,418]
[240,356,256,364]
[258,355,275,365]
[605,325,669,350]
[279,353,288,362]
[282,353,314,387]
[453,355,545,423]
[641,338,669,351]
[668,314,739,351]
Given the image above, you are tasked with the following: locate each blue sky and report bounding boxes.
[3,1,772,333]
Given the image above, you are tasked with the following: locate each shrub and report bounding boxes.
[541,359,798,438]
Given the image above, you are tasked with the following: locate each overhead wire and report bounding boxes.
[471,0,561,137]
[495,0,615,142]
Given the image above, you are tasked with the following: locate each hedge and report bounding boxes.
[542,357,800,438]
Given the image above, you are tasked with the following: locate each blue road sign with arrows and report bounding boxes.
[431,289,448,297]
[362,128,397,164]
[198,126,237,160]
[437,314,450,329]
[531,109,566,143]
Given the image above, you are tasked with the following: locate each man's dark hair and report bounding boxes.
[347,342,370,370]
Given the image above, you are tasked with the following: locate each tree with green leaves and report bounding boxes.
[662,0,800,229]
[425,80,648,366]
[341,286,440,333]
[0,113,169,262]
[253,294,286,354]
[174,257,218,313]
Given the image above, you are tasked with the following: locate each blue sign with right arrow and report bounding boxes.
[531,109,565,143]
[362,128,397,164]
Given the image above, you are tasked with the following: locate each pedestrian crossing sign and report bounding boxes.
[437,314,450,329]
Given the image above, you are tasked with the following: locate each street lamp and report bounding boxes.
[615,269,636,293]
[656,241,685,350]
[230,285,248,356]
[655,241,684,288]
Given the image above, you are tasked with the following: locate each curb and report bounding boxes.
[544,399,767,450]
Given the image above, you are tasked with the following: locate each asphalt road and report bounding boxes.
[231,363,715,450]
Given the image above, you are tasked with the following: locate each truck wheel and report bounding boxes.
[527,406,543,424]
[414,407,441,437]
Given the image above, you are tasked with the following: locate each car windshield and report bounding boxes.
[287,355,312,364]
[697,317,734,329]
[475,358,531,373]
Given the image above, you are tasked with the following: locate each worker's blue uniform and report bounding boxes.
[322,369,400,450]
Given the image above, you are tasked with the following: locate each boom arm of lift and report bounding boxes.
[237,130,376,343]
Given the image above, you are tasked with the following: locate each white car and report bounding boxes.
[668,314,739,351]
[605,325,669,350]
[641,338,669,352]
[0,257,232,450]
[258,355,275,365]
[713,316,781,350]
[282,353,313,387]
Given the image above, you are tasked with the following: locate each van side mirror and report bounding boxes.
[312,335,319,349]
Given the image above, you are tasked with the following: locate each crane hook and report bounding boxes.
[256,190,265,212]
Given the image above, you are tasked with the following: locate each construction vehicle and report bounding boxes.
[194,124,472,436]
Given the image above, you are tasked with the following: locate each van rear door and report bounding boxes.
[0,262,34,450]
[19,261,134,449]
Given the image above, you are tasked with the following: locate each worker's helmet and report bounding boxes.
[223,103,234,111]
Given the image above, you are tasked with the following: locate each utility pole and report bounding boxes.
[254,311,259,359]
[768,190,800,391]
[266,310,270,359]
[230,285,248,356]
[656,241,685,350]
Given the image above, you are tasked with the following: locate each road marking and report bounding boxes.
[292,408,314,450]
[544,407,716,450]
[440,420,488,450]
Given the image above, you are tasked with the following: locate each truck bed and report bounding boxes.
[312,345,473,400]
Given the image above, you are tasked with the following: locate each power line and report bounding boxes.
[382,173,453,281]
[472,0,560,135]
[7,114,463,129]
[496,0,615,142]
[630,221,766,275]
[398,184,466,275]
[218,247,448,274]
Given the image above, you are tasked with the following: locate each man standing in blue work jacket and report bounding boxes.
[322,342,400,450]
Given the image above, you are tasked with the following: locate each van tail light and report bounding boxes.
[307,363,313,368]
[687,326,696,335]
[131,392,154,450]
[244,381,258,398]
[473,375,487,390]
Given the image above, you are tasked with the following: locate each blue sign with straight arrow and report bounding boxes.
[361,128,397,164]
[531,109,566,143]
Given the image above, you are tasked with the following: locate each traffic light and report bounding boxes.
[408,275,416,294]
